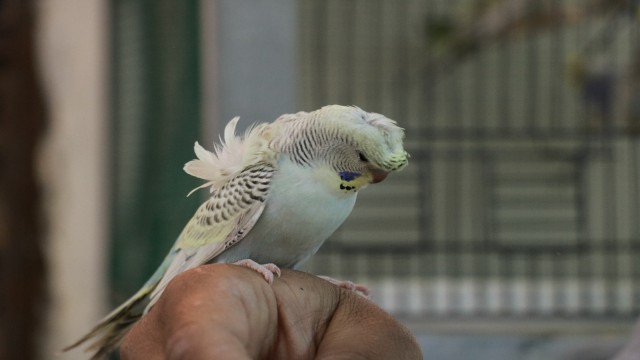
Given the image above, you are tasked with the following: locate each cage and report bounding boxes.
[301,0,640,321]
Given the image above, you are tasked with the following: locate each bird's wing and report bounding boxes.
[147,161,276,308]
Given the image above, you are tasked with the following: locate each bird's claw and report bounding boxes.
[233,259,281,284]
[318,275,371,298]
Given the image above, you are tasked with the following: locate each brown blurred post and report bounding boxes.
[0,0,46,360]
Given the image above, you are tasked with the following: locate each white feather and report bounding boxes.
[183,116,273,195]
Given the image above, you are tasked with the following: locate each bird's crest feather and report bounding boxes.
[184,117,272,195]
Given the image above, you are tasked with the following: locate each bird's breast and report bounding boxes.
[215,157,357,268]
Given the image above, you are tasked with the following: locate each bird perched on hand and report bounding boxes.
[63,105,409,359]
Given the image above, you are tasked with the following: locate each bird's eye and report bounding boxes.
[358,152,369,162]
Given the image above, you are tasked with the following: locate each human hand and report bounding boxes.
[120,264,422,360]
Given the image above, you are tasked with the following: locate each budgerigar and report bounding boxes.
[63,105,409,359]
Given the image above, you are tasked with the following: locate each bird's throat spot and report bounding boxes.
[340,183,354,191]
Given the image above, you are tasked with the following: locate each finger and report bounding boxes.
[315,289,423,360]
[121,264,279,360]
[120,306,164,360]
[163,265,279,360]
[269,270,342,359]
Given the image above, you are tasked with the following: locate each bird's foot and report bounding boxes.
[233,259,281,284]
[318,275,370,298]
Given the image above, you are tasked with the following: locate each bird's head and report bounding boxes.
[275,105,409,193]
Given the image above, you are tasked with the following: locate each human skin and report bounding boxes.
[120,264,423,360]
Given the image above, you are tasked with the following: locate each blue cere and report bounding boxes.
[339,171,360,181]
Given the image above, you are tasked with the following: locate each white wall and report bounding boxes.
[37,1,109,358]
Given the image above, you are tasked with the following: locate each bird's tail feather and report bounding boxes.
[61,285,152,359]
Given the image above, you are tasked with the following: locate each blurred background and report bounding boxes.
[2,0,640,359]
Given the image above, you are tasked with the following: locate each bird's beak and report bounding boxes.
[370,168,389,184]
